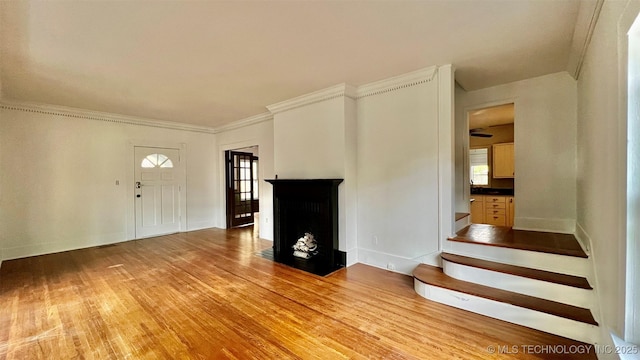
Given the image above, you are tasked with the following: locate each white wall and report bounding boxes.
[576,0,631,343]
[215,118,275,241]
[273,97,348,179]
[356,75,441,273]
[458,72,578,233]
[0,106,218,261]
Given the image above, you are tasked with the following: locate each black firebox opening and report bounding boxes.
[265,179,345,276]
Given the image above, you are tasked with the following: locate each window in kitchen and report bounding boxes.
[470,148,489,186]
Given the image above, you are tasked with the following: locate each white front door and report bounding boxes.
[134,146,181,238]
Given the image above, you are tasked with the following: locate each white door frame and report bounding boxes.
[126,141,187,240]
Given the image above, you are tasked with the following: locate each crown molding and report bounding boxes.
[0,99,217,134]
[266,83,357,115]
[567,0,604,79]
[1,65,444,134]
[356,65,438,99]
[213,112,273,134]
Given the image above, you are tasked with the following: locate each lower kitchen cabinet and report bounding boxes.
[470,194,514,227]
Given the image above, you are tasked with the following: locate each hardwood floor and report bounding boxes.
[0,227,595,359]
[450,224,588,258]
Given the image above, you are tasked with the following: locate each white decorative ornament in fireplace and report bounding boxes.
[292,233,318,259]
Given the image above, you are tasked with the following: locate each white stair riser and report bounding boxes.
[415,280,600,344]
[444,240,593,280]
[443,260,596,309]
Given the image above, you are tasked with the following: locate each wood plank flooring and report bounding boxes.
[0,227,596,359]
[450,224,588,258]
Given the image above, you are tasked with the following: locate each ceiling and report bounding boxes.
[469,103,515,129]
[0,1,589,129]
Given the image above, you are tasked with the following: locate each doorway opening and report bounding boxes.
[467,103,515,227]
[225,146,259,229]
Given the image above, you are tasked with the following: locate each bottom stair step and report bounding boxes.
[413,264,597,325]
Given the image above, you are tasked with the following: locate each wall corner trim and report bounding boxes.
[0,99,217,134]
[266,83,357,115]
[356,65,438,99]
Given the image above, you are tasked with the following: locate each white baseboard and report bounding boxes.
[2,232,127,261]
[357,247,440,275]
[455,215,471,232]
[346,248,358,267]
[186,220,217,232]
[415,280,600,344]
[514,217,576,234]
[574,223,593,255]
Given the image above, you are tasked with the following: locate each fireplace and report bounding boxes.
[265,179,345,276]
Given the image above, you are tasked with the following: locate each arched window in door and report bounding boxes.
[141,153,174,168]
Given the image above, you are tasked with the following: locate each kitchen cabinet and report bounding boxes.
[484,196,506,226]
[493,142,514,178]
[470,196,484,224]
[507,196,515,227]
[470,194,514,227]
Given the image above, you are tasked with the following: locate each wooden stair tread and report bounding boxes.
[413,264,598,326]
[441,253,592,289]
[449,224,588,258]
[455,212,471,221]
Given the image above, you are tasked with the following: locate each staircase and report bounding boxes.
[413,224,599,344]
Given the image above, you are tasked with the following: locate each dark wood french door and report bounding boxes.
[226,150,259,228]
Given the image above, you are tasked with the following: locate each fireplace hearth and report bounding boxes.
[265,179,345,276]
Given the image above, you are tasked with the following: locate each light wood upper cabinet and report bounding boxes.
[493,142,514,178]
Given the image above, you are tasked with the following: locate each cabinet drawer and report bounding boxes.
[486,208,506,216]
[485,197,506,203]
[485,202,506,209]
[485,214,506,226]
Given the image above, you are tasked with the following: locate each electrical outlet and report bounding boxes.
[387,263,396,271]
[373,235,378,245]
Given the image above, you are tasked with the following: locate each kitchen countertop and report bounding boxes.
[470,187,514,196]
